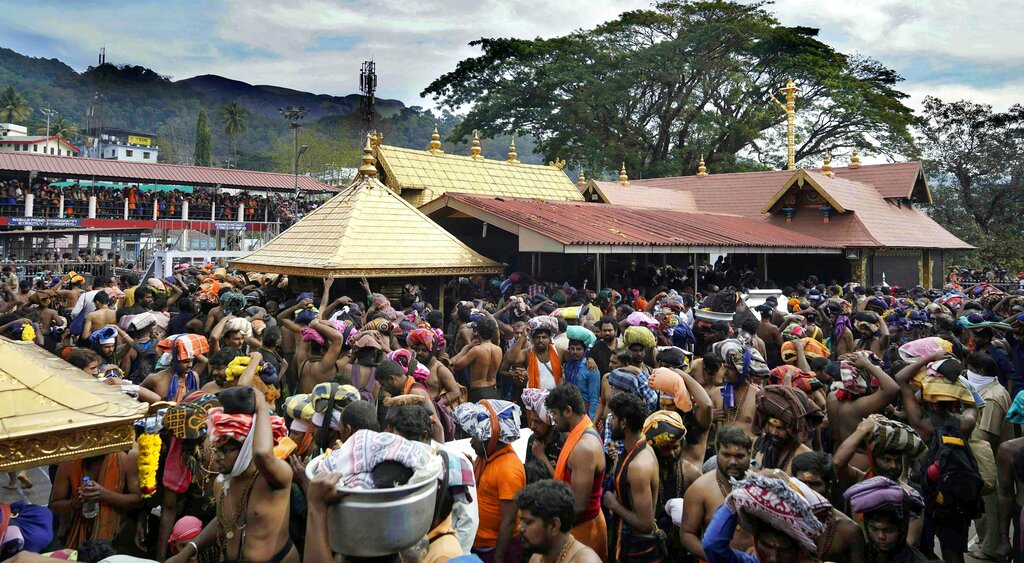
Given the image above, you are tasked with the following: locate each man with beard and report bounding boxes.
[451,316,504,401]
[166,389,295,563]
[750,385,818,473]
[515,480,601,563]
[512,316,569,391]
[546,383,608,560]
[589,316,621,376]
[407,327,463,407]
[649,359,714,467]
[852,310,890,356]
[640,409,696,562]
[709,339,769,438]
[373,358,444,442]
[522,388,565,480]
[844,477,930,563]
[680,426,753,559]
[603,393,662,562]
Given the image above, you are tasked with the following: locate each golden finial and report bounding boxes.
[548,157,566,170]
[507,137,520,164]
[428,125,443,154]
[577,168,586,188]
[697,154,707,177]
[619,162,629,186]
[822,151,834,177]
[470,130,484,161]
[358,134,378,178]
[849,148,861,169]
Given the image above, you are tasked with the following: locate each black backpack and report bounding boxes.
[129,339,158,384]
[923,418,984,519]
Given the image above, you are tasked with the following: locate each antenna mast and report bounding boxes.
[359,60,377,137]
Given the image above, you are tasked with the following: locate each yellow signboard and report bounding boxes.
[127,135,151,146]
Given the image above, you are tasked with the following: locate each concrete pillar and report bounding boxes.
[58,194,65,218]
[237,203,244,223]
[152,200,158,221]
[88,195,97,219]
[24,193,33,232]
[211,202,216,221]
[182,200,189,221]
[123,199,129,220]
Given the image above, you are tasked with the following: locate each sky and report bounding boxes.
[1,0,1021,114]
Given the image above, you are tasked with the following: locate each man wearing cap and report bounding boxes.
[844,477,929,563]
[453,400,526,563]
[709,339,768,438]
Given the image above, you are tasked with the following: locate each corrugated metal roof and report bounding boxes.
[376,144,584,206]
[438,194,840,249]
[584,180,699,211]
[0,152,338,192]
[231,177,504,278]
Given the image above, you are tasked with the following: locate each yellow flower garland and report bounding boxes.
[224,356,252,382]
[137,433,161,498]
[21,324,35,342]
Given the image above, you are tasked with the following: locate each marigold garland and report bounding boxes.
[224,356,252,382]
[137,433,162,498]
[21,324,35,342]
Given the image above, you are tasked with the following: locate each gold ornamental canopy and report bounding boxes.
[0,338,148,472]
[231,174,505,278]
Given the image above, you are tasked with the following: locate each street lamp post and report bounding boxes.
[41,108,57,153]
[278,106,308,224]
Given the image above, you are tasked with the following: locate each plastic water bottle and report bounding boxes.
[82,476,99,519]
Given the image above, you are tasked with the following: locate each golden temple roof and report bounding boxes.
[0,338,147,472]
[231,175,505,278]
[374,143,585,208]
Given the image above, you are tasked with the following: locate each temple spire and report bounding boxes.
[507,137,520,164]
[577,168,586,188]
[697,154,707,177]
[428,125,443,154]
[619,162,629,186]
[849,148,861,169]
[358,134,378,179]
[470,130,484,160]
[822,151,834,177]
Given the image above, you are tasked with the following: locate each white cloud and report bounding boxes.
[901,79,1024,112]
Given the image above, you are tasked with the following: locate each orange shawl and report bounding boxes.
[527,349,562,389]
[66,453,124,549]
[554,415,593,481]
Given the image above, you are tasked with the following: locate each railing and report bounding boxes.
[10,260,112,283]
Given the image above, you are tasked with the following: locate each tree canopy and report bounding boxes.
[193,109,212,167]
[918,96,1024,268]
[422,0,915,179]
[0,86,31,123]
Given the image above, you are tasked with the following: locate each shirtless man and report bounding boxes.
[755,306,783,367]
[374,358,444,442]
[750,389,813,474]
[53,272,86,312]
[511,318,571,392]
[450,316,503,401]
[708,339,765,438]
[140,342,209,403]
[81,291,116,342]
[546,383,608,561]
[407,328,462,406]
[48,450,142,550]
[602,393,660,562]
[168,391,297,563]
[681,425,753,558]
[278,298,343,393]
[809,341,899,470]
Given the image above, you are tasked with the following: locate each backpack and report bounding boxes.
[129,339,159,384]
[923,418,984,519]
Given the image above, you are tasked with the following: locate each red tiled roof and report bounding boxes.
[585,180,699,211]
[0,152,338,192]
[432,193,840,249]
[0,136,81,153]
[632,169,792,217]
[832,162,924,199]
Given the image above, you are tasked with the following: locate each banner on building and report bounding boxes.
[9,217,83,228]
[214,221,247,231]
[127,135,151,146]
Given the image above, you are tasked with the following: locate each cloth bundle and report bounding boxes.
[224,317,253,337]
[768,365,820,396]
[869,417,927,459]
[565,325,596,348]
[316,429,441,489]
[158,334,209,363]
[625,311,660,329]
[712,339,770,379]
[623,326,657,349]
[642,410,687,449]
[911,359,975,405]
[648,367,693,412]
[521,388,552,424]
[452,400,522,444]
[780,338,830,365]
[527,315,559,336]
[750,385,821,439]
[897,336,953,363]
[726,474,831,552]
[829,354,873,400]
[206,407,287,447]
[844,476,924,518]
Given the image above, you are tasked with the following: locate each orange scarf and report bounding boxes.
[554,415,593,481]
[472,400,505,478]
[527,349,562,389]
[66,453,124,549]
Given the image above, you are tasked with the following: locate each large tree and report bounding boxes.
[219,101,250,165]
[0,86,32,123]
[422,0,915,178]
[193,108,212,166]
[49,115,78,140]
[918,96,1024,268]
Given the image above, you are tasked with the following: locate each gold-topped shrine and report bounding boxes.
[0,338,148,472]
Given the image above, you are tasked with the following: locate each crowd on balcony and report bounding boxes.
[0,178,327,225]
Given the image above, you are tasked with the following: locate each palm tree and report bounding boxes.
[0,86,32,123]
[49,115,78,140]
[219,101,250,166]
